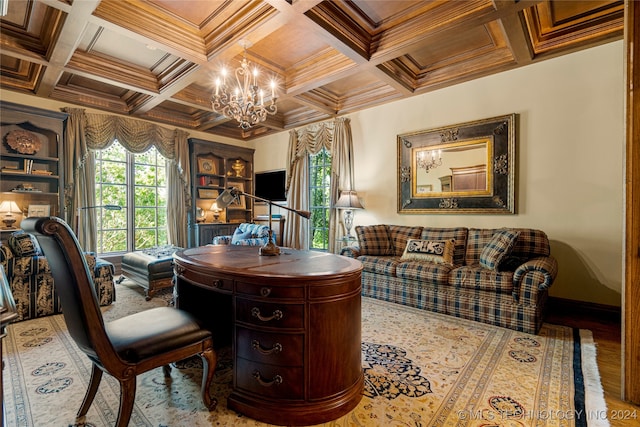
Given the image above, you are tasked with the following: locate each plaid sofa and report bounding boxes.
[0,231,115,322]
[340,225,558,334]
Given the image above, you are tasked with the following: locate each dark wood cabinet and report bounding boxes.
[450,164,487,191]
[0,102,67,231]
[194,222,235,246]
[188,138,254,247]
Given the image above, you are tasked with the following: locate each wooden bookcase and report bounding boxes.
[188,138,254,247]
[0,102,67,240]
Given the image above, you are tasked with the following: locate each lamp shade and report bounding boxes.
[0,201,20,214]
[334,191,363,209]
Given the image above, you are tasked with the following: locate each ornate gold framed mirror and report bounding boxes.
[398,114,516,214]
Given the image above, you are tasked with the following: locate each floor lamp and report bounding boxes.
[216,187,310,256]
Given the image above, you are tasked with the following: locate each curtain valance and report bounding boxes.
[284,117,354,252]
[61,108,191,250]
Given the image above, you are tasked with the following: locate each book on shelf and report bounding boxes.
[31,169,52,175]
[1,167,23,174]
[24,159,33,173]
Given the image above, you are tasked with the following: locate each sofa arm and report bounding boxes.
[512,256,558,304]
[212,235,232,245]
[340,246,361,258]
[233,237,269,246]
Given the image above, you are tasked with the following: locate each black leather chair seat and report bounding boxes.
[106,307,211,362]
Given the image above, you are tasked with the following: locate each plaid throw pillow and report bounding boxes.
[355,225,392,256]
[400,239,455,264]
[479,229,520,270]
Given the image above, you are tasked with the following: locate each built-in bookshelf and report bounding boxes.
[188,138,254,247]
[0,102,67,237]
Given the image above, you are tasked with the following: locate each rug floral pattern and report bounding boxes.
[2,283,608,427]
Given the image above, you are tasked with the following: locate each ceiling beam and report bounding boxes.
[35,0,101,97]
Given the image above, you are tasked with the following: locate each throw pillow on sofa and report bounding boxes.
[401,239,455,264]
[231,229,253,244]
[479,229,520,270]
[355,225,392,255]
[8,231,42,257]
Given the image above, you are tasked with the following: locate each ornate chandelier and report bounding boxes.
[417,149,442,173]
[211,41,277,130]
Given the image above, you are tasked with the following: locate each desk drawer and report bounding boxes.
[178,269,233,291]
[236,327,303,366]
[236,358,303,400]
[235,298,304,329]
[236,281,304,299]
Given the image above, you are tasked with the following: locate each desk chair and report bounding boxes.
[21,217,217,427]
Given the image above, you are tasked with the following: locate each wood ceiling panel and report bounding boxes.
[408,21,506,70]
[0,56,42,90]
[0,0,624,140]
[79,23,174,68]
[0,1,65,59]
[62,72,130,98]
[344,0,443,29]
[523,0,623,55]
[251,21,330,70]
[147,0,225,26]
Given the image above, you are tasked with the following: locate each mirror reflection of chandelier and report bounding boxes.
[417,149,442,173]
[211,40,278,130]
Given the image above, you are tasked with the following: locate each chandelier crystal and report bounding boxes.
[211,42,277,130]
[417,149,442,173]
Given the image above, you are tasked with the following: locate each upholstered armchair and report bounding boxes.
[212,222,272,246]
[0,230,115,321]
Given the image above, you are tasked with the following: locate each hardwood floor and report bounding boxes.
[546,304,639,426]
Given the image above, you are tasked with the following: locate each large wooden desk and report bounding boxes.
[173,245,363,426]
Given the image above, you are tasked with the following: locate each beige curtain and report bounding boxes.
[61,109,191,251]
[284,117,354,252]
[330,118,357,253]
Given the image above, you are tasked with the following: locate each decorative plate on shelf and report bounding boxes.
[5,129,41,154]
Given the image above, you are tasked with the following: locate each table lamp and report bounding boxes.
[210,202,221,222]
[216,187,311,256]
[0,200,21,229]
[334,190,363,238]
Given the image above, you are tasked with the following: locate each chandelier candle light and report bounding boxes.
[417,149,442,173]
[212,40,277,130]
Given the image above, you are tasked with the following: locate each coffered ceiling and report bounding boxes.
[0,0,624,140]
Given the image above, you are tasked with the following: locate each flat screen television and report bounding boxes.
[255,170,287,202]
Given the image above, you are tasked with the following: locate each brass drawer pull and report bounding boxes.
[252,340,283,355]
[260,287,271,297]
[251,307,283,322]
[252,370,283,387]
[211,279,222,288]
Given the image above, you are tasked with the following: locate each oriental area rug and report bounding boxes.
[3,283,609,427]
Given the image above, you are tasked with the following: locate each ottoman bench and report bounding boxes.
[118,245,182,300]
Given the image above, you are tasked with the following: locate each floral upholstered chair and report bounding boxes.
[212,222,272,246]
[0,230,115,321]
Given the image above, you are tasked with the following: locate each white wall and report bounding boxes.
[253,41,625,306]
